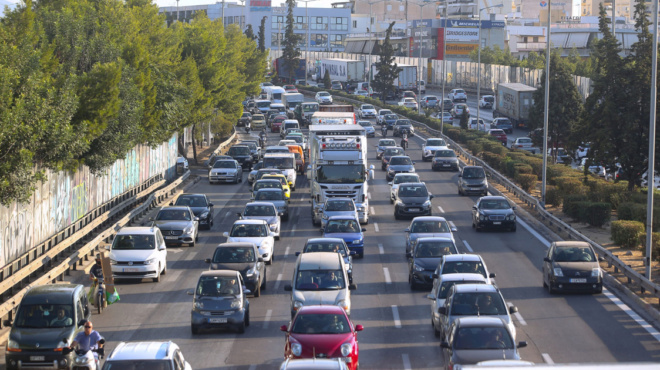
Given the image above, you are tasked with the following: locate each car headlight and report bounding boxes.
[246,267,256,277]
[7,339,19,350]
[353,239,362,245]
[109,259,117,265]
[592,268,602,277]
[423,200,431,208]
[145,257,158,265]
[479,214,486,221]
[270,224,278,231]
[293,300,304,311]
[414,264,424,272]
[553,267,564,277]
[341,342,353,357]
[507,214,516,220]
[184,226,194,234]
[291,343,302,357]
[337,299,350,311]
[231,299,242,309]
[200,212,209,219]
[194,300,204,309]
[388,169,395,174]
[395,200,404,207]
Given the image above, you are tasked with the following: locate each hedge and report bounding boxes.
[611,220,645,249]
[515,173,537,192]
[584,202,611,227]
[639,232,660,261]
[563,194,588,219]
[545,185,562,206]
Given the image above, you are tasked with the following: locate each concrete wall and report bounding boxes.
[0,134,178,268]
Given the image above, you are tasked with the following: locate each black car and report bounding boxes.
[172,193,214,230]
[393,119,414,137]
[227,145,254,169]
[241,140,261,162]
[471,196,516,232]
[441,98,453,112]
[542,241,603,294]
[383,114,399,129]
[408,237,458,289]
[205,242,266,297]
[394,182,433,219]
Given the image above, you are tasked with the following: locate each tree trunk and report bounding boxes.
[192,124,198,165]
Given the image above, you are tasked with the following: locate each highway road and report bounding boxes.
[3,115,660,369]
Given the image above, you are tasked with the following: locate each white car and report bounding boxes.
[104,341,192,369]
[208,159,243,184]
[176,156,189,171]
[578,158,606,178]
[354,90,369,97]
[398,98,418,110]
[377,109,394,124]
[224,219,276,264]
[315,91,333,105]
[422,138,449,161]
[358,104,377,119]
[479,95,495,108]
[388,173,421,202]
[438,111,453,123]
[109,226,168,283]
[448,88,467,102]
[240,202,282,240]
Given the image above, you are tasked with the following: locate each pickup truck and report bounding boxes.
[511,137,538,154]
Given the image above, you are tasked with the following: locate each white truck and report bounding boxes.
[282,93,304,118]
[264,86,286,104]
[371,64,417,94]
[310,112,356,125]
[319,59,366,83]
[307,125,375,227]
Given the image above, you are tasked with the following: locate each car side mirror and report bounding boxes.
[257,257,264,262]
[349,283,357,290]
[489,273,496,278]
[158,245,166,251]
[223,232,229,238]
[194,217,200,221]
[349,251,357,256]
[237,212,243,219]
[427,294,435,300]
[280,325,288,332]
[458,174,462,177]
[355,325,364,331]
[361,228,367,232]
[429,194,434,199]
[320,228,324,233]
[509,306,518,314]
[450,225,458,232]
[440,342,450,348]
[405,228,410,233]
[78,320,87,327]
[3,319,11,327]
[512,206,516,210]
[406,251,412,258]
[388,182,393,186]
[209,203,214,207]
[205,258,211,264]
[432,273,438,279]
[518,341,528,348]
[169,201,174,206]
[269,232,276,237]
[472,205,477,210]
[598,256,605,262]
[104,243,111,251]
[284,284,292,291]
[438,307,447,315]
[279,212,284,216]
[543,257,551,262]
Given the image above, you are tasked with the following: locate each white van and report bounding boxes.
[267,86,286,104]
[262,152,297,190]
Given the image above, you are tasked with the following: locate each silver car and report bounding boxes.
[389,173,421,203]
[150,206,199,247]
[428,273,488,338]
[239,202,282,240]
[253,188,289,221]
[248,162,264,184]
[209,159,243,184]
[376,139,397,159]
[405,216,456,255]
[297,238,355,283]
[422,138,448,161]
[458,166,488,196]
[319,198,359,229]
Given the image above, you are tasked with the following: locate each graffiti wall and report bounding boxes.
[0,133,178,269]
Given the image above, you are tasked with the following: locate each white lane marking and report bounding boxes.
[291,225,297,236]
[508,303,527,326]
[391,305,402,328]
[274,273,283,290]
[374,223,380,232]
[437,206,445,213]
[402,354,412,370]
[248,365,257,370]
[518,218,551,248]
[462,240,474,253]
[383,267,392,284]
[602,288,660,341]
[542,353,554,364]
[370,207,376,216]
[378,243,384,254]
[284,246,290,258]
[165,270,182,283]
[184,251,198,261]
[225,211,231,218]
[263,309,273,329]
[368,192,372,200]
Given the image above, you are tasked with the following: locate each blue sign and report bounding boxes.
[540,0,547,6]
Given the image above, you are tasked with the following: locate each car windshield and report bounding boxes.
[295,269,346,290]
[254,181,280,191]
[286,136,303,143]
[325,200,355,212]
[450,292,507,315]
[380,110,392,115]
[196,276,241,297]
[490,130,505,135]
[245,204,276,216]
[553,247,596,262]
[263,176,286,186]
[175,196,207,207]
[257,101,270,108]
[462,167,486,179]
[390,157,412,166]
[435,150,456,158]
[213,161,236,169]
[255,190,284,201]
[437,280,486,299]
[415,241,455,258]
[455,89,465,94]
[113,235,156,250]
[359,121,373,127]
[291,313,351,334]
[317,164,365,183]
[156,209,192,221]
[242,113,250,118]
[212,247,255,263]
[380,140,396,147]
[385,115,398,120]
[319,92,330,97]
[411,220,450,233]
[443,261,487,277]
[304,241,347,256]
[396,120,411,126]
[426,139,446,146]
[253,115,264,120]
[103,361,174,370]
[362,105,374,110]
[228,147,250,156]
[326,219,361,233]
[399,185,428,197]
[497,119,511,125]
[484,96,495,102]
[394,175,419,184]
[230,224,268,237]
[454,327,514,350]
[303,104,319,112]
[256,171,282,180]
[15,304,75,328]
[263,157,294,169]
[479,199,511,210]
[384,148,402,156]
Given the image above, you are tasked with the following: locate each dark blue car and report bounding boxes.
[322,216,366,258]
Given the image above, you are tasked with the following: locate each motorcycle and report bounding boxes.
[400,131,409,149]
[245,123,251,134]
[64,339,105,370]
[381,125,388,137]
[259,135,267,148]
[94,277,105,314]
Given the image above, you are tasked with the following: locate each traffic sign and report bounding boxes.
[540,0,547,6]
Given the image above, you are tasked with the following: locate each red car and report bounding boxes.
[488,129,508,145]
[271,115,287,132]
[281,306,363,370]
[284,85,298,93]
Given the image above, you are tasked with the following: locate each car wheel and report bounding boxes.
[254,282,261,297]
[283,213,289,222]
[458,188,463,196]
[359,251,364,258]
[276,235,280,240]
[237,320,246,334]
[543,276,548,288]
[153,266,161,283]
[433,320,440,338]
[594,284,603,294]
[409,274,417,290]
[161,262,167,275]
[191,324,200,335]
[548,281,556,294]
[390,197,394,204]
[238,175,243,183]
[394,209,400,220]
[261,272,267,290]
[245,308,250,327]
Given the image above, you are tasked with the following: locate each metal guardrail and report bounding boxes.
[308,89,660,303]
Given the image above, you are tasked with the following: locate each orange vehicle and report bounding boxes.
[287,145,305,175]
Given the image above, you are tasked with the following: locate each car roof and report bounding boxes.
[456,317,507,328]
[179,193,206,198]
[280,358,347,370]
[298,252,342,269]
[215,242,257,249]
[439,273,487,282]
[479,196,507,201]
[23,284,81,305]
[116,226,158,236]
[553,241,592,249]
[108,341,178,361]
[412,216,448,222]
[233,219,268,225]
[246,202,277,208]
[306,238,346,244]
[452,283,498,293]
[443,254,483,262]
[327,215,359,221]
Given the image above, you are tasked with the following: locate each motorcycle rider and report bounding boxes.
[245,119,251,134]
[381,124,388,137]
[69,321,104,359]
[259,128,267,147]
[400,130,408,149]
[89,256,104,307]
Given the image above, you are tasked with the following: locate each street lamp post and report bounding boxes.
[413,1,435,114]
[440,0,447,133]
[477,3,503,131]
[299,0,315,86]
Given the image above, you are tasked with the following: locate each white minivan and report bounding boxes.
[263,152,297,190]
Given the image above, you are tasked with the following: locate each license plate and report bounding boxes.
[165,236,178,240]
[493,222,501,225]
[570,278,587,283]
[123,268,139,272]
[443,164,451,167]
[30,356,45,362]
[409,208,421,212]
[209,318,228,323]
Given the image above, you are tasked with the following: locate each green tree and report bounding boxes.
[281,0,301,83]
[459,109,469,130]
[323,69,331,88]
[372,22,398,101]
[258,16,267,53]
[244,24,256,40]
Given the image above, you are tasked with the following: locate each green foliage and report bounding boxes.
[280,0,301,83]
[639,232,660,261]
[459,109,469,129]
[372,22,398,101]
[584,202,611,227]
[545,185,562,206]
[515,173,537,192]
[611,220,645,249]
[618,202,646,221]
[323,69,331,89]
[244,24,256,40]
[258,16,266,53]
[563,194,588,218]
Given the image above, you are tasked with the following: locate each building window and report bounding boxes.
[310,16,328,30]
[272,15,285,30]
[353,20,357,28]
[271,33,284,47]
[311,33,328,47]
[295,16,307,30]
[330,17,348,31]
[330,34,343,48]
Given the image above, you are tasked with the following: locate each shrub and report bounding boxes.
[639,232,660,261]
[630,192,649,204]
[521,156,544,178]
[483,140,507,156]
[556,177,587,196]
[574,201,593,223]
[506,152,526,161]
[548,164,578,184]
[563,194,588,219]
[585,202,611,227]
[482,152,504,170]
[515,173,538,192]
[545,185,562,206]
[467,141,483,156]
[513,163,533,176]
[611,220,645,249]
[618,202,646,222]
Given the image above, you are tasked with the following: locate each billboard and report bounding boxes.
[445,28,479,42]
[250,0,271,11]
[446,43,478,55]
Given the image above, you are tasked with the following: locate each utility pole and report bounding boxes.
[368,0,388,93]
[612,0,616,36]
[541,0,551,204]
[176,0,179,23]
[645,0,659,279]
[299,0,314,85]
[477,4,503,132]
[222,0,226,28]
[413,1,435,114]
[440,0,447,134]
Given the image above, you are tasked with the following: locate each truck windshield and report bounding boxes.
[288,102,300,108]
[263,157,294,169]
[317,165,365,183]
[257,101,270,108]
[303,104,319,112]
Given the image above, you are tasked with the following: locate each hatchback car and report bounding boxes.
[386,156,415,181]
[297,238,355,283]
[377,109,394,124]
[208,158,243,184]
[172,193,214,230]
[421,95,439,108]
[472,196,516,232]
[205,242,266,297]
[376,139,397,159]
[491,117,513,134]
[261,174,292,198]
[394,182,433,219]
[441,98,454,112]
[479,95,495,109]
[315,91,333,105]
[224,219,275,265]
[189,270,250,334]
[381,147,405,169]
[102,341,192,370]
[432,149,460,171]
[458,166,488,196]
[358,104,377,119]
[358,121,376,137]
[254,188,289,222]
[322,216,366,258]
[383,114,399,129]
[109,226,168,283]
[448,89,467,102]
[405,216,456,255]
[440,111,453,123]
[251,113,266,130]
[428,273,488,337]
[279,358,349,370]
[150,206,199,247]
[271,115,288,132]
[239,202,282,239]
[238,112,252,127]
[542,241,603,294]
[488,129,508,146]
[281,305,362,370]
[450,103,470,118]
[422,138,448,161]
[393,119,414,137]
[408,237,458,289]
[441,317,527,369]
[227,145,253,169]
[318,198,359,228]
[433,254,496,285]
[389,173,421,203]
